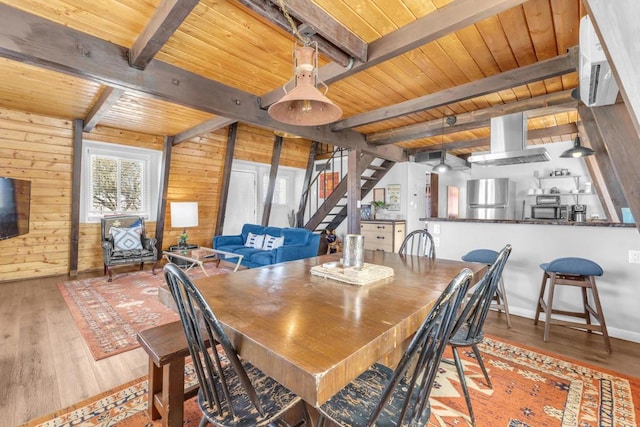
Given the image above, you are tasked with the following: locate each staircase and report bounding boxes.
[297,147,395,232]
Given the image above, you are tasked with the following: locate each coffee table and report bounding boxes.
[160,247,243,275]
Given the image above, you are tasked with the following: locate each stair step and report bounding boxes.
[367,165,387,171]
[361,176,376,181]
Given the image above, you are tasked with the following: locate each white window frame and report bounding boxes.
[80,141,161,223]
[262,174,290,205]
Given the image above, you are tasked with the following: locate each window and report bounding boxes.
[81,141,161,222]
[262,175,288,205]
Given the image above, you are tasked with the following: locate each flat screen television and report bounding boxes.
[0,177,31,240]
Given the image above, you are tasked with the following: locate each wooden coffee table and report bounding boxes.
[160,247,243,275]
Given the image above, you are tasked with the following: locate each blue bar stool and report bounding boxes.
[534,257,611,352]
[461,249,512,328]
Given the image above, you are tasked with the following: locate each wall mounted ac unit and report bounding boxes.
[579,15,619,107]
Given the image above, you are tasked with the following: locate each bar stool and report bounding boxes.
[461,249,512,328]
[534,257,611,352]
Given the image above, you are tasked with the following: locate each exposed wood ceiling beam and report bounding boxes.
[367,90,578,145]
[590,102,640,232]
[585,0,640,139]
[173,116,237,145]
[236,0,363,66]
[408,123,578,154]
[129,0,200,70]
[0,5,406,162]
[83,87,125,132]
[333,48,578,131]
[260,0,529,108]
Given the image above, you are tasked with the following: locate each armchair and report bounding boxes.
[100,215,158,281]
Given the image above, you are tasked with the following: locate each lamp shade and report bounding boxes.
[431,153,451,173]
[268,46,342,126]
[170,202,199,228]
[560,136,595,158]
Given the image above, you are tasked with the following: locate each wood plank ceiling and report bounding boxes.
[0,0,586,159]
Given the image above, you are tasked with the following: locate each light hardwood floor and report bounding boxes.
[2,269,639,426]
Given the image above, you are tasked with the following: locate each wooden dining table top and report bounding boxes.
[193,250,486,407]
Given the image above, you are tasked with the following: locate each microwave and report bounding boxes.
[531,204,569,220]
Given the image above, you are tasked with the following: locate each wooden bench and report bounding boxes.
[137,321,199,427]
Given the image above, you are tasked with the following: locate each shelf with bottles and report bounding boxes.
[527,174,595,203]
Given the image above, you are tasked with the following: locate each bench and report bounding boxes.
[137,321,199,427]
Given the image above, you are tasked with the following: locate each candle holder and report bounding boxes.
[343,234,365,268]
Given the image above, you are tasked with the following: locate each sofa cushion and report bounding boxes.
[245,232,265,248]
[282,228,309,245]
[241,224,268,242]
[263,235,284,250]
[250,250,276,266]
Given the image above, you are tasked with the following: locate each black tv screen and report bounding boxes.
[0,177,31,240]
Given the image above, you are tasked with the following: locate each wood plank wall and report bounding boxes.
[0,107,312,283]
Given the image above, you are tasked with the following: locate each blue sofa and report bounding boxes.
[213,224,321,268]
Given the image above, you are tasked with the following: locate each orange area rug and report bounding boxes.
[57,264,231,360]
[21,336,640,426]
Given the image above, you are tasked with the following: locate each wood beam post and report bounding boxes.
[297,140,319,227]
[69,119,83,276]
[262,135,283,226]
[347,149,361,234]
[215,123,238,236]
[590,103,640,232]
[155,136,174,254]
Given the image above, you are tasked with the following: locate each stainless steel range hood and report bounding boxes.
[467,112,550,166]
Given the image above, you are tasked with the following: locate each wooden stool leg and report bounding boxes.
[163,358,186,427]
[581,285,592,326]
[543,273,557,342]
[588,276,612,353]
[534,272,549,325]
[147,359,162,420]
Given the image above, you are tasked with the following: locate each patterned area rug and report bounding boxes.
[20,336,640,426]
[58,264,231,360]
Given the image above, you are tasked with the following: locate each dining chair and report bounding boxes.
[316,267,474,427]
[447,244,512,425]
[398,229,436,259]
[163,263,310,427]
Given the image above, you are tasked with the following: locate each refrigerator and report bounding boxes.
[467,178,516,220]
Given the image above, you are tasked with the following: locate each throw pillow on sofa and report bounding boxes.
[245,232,265,248]
[111,226,143,250]
[263,234,284,250]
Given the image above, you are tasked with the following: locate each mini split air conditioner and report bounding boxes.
[579,15,619,107]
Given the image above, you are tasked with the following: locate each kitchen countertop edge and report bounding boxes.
[418,217,635,228]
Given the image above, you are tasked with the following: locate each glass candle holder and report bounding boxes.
[343,234,365,268]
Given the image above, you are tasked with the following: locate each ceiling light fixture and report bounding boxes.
[268,1,342,126]
[431,115,453,174]
[560,136,595,158]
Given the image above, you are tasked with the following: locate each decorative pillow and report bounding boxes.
[112,226,143,250]
[263,234,284,250]
[244,232,265,248]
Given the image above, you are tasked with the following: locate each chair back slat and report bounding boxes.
[367,267,474,425]
[454,244,512,342]
[163,263,265,419]
[399,229,436,259]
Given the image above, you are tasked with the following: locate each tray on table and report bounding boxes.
[310,262,394,286]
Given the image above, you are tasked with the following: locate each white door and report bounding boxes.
[223,170,257,235]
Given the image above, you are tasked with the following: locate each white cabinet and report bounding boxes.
[360,220,405,252]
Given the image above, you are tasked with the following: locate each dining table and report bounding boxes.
[192,250,486,407]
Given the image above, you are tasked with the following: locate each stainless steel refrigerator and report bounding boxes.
[467,178,515,219]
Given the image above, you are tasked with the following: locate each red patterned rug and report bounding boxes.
[57,264,231,360]
[21,336,640,426]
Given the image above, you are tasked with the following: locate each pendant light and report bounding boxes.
[560,136,595,158]
[431,115,452,173]
[267,0,342,126]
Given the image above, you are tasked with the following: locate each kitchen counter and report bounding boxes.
[419,217,635,228]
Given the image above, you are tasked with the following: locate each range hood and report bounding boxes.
[467,112,550,166]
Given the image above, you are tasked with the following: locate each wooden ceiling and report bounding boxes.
[0,0,587,160]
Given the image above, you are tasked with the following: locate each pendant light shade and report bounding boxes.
[268,45,342,126]
[560,136,595,158]
[431,152,452,173]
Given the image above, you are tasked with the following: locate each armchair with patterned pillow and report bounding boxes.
[100,215,158,281]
